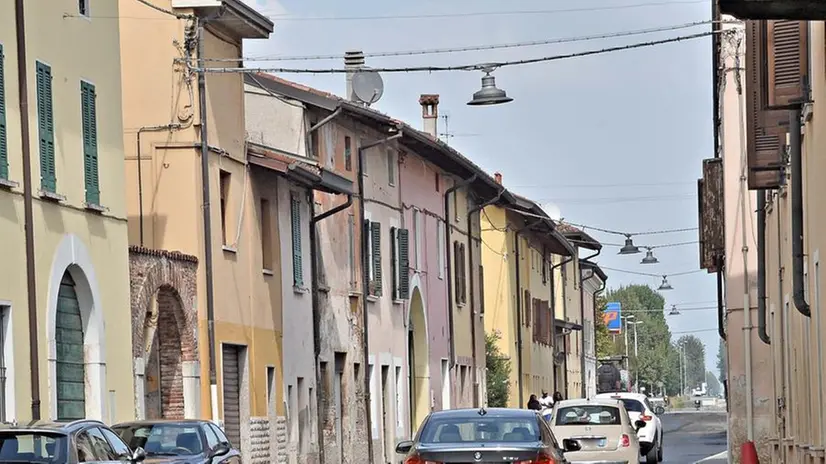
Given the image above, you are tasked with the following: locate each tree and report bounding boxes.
[595,295,616,359]
[716,339,727,383]
[677,335,706,389]
[486,331,511,407]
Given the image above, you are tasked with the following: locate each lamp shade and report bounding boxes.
[467,72,513,106]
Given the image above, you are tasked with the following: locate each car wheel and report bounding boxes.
[645,442,658,463]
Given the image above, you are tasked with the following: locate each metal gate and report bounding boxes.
[56,272,85,420]
[222,344,242,447]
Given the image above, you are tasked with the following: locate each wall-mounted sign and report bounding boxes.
[604,302,621,333]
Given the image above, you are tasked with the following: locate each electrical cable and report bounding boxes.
[565,238,698,249]
[131,0,193,19]
[559,220,698,237]
[540,194,696,205]
[193,30,730,74]
[599,266,705,278]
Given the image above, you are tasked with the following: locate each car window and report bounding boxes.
[0,431,67,463]
[203,423,220,448]
[555,405,622,425]
[113,423,204,456]
[538,418,559,448]
[209,423,231,445]
[76,431,98,462]
[418,416,541,443]
[618,399,645,413]
[100,427,132,458]
[87,428,118,461]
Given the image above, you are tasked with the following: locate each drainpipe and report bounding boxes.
[196,24,220,421]
[359,130,402,459]
[15,0,41,421]
[717,255,726,342]
[579,248,601,398]
[136,124,184,247]
[757,192,770,344]
[311,192,352,464]
[443,174,477,369]
[514,218,543,406]
[466,188,504,407]
[790,107,810,317]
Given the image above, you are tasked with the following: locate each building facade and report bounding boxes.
[580,260,607,399]
[0,0,135,424]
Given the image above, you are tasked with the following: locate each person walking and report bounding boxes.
[527,394,542,411]
[553,391,563,403]
[539,391,554,409]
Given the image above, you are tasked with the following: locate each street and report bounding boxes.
[659,411,727,464]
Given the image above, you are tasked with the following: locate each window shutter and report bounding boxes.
[290,194,303,287]
[398,228,410,300]
[524,290,531,327]
[36,62,55,192]
[478,265,485,314]
[767,20,809,108]
[390,227,398,300]
[363,219,371,290]
[81,82,99,204]
[0,44,7,180]
[371,222,382,296]
[461,243,467,303]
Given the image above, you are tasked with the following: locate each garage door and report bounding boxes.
[56,272,85,420]
[222,345,242,447]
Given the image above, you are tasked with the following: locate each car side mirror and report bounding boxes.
[562,439,581,452]
[395,440,414,454]
[131,447,146,463]
[211,442,231,458]
[634,419,647,430]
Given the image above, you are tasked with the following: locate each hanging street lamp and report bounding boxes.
[619,234,641,255]
[467,65,513,106]
[641,247,659,264]
[658,275,673,291]
[669,305,680,316]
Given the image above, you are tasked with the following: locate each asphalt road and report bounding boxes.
[657,411,728,464]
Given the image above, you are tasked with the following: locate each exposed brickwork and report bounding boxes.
[157,289,185,419]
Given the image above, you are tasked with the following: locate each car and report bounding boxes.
[549,398,647,464]
[112,419,240,463]
[395,407,581,463]
[0,419,146,463]
[595,392,664,462]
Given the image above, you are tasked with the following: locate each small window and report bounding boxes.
[344,136,352,171]
[435,172,440,192]
[260,198,272,270]
[290,193,303,287]
[437,222,445,280]
[78,0,89,17]
[387,149,395,186]
[219,170,230,245]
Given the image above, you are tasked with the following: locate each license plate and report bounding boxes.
[598,438,606,447]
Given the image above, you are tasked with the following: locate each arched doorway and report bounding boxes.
[144,286,185,419]
[407,288,430,432]
[55,272,86,420]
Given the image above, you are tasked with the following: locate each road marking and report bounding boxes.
[694,450,727,463]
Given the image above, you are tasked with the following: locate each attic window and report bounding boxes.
[78,0,89,16]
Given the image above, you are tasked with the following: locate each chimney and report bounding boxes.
[419,94,439,138]
[344,50,365,103]
[494,172,502,184]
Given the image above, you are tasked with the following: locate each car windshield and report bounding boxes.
[555,405,622,426]
[0,431,67,463]
[113,424,203,456]
[617,399,645,413]
[419,416,541,443]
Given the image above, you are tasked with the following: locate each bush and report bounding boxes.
[486,330,511,408]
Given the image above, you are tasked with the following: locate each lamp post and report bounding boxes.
[628,320,644,392]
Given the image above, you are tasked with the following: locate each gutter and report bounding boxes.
[514,218,543,406]
[466,188,504,406]
[15,0,41,420]
[358,130,402,459]
[444,175,478,369]
[578,248,601,398]
[757,192,770,344]
[790,107,810,317]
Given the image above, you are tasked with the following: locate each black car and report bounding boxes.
[0,419,146,463]
[396,408,581,464]
[112,420,239,464]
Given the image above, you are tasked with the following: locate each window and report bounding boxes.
[0,432,65,461]
[78,0,89,16]
[309,118,319,158]
[99,428,131,459]
[395,366,403,429]
[541,247,548,285]
[419,416,541,443]
[454,241,467,304]
[203,423,220,448]
[369,364,378,438]
[478,265,485,314]
[365,220,382,296]
[219,170,230,244]
[87,427,117,460]
[387,149,395,186]
[437,222,445,280]
[208,423,229,445]
[413,210,421,269]
[435,172,440,192]
[80,81,99,205]
[260,198,272,271]
[290,192,303,287]
[344,136,352,171]
[390,227,410,300]
[36,61,55,192]
[0,44,7,180]
[452,190,459,222]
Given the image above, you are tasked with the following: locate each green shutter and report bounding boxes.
[36,62,55,192]
[390,227,397,300]
[371,222,382,296]
[398,228,410,300]
[291,194,303,287]
[363,219,371,291]
[81,81,99,205]
[0,44,7,180]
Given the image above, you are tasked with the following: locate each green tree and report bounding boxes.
[677,335,706,389]
[595,295,617,359]
[716,339,727,383]
[486,331,511,407]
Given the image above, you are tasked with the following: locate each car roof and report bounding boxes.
[0,419,107,435]
[427,408,540,420]
[113,419,210,427]
[595,392,649,402]
[555,398,623,408]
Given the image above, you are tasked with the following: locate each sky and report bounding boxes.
[239,0,720,372]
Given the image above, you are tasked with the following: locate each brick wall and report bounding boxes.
[157,289,184,419]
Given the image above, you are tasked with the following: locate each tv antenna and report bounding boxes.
[352,69,384,106]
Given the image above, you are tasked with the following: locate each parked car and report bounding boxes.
[112,420,239,464]
[0,419,146,463]
[550,398,646,464]
[395,408,581,463]
[595,392,664,462]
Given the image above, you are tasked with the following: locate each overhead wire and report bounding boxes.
[599,266,705,278]
[558,220,698,237]
[131,0,194,19]
[565,238,699,249]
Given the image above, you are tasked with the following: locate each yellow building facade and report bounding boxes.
[0,0,134,423]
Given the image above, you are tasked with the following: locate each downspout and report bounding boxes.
[466,188,504,407]
[790,107,810,317]
[717,255,726,342]
[136,124,184,247]
[757,192,770,344]
[196,23,219,420]
[443,174,477,369]
[359,131,401,459]
[15,0,41,420]
[579,248,601,398]
[311,192,352,464]
[514,218,543,406]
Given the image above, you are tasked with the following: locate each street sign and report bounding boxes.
[604,302,622,333]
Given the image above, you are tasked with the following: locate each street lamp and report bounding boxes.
[641,247,659,264]
[467,66,513,106]
[668,305,680,316]
[658,275,673,291]
[618,234,641,255]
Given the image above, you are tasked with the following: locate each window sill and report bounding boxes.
[393,299,404,305]
[293,285,309,294]
[262,269,274,276]
[85,202,108,213]
[0,179,19,189]
[366,294,379,303]
[39,190,66,202]
[318,284,330,293]
[348,290,362,298]
[222,245,237,254]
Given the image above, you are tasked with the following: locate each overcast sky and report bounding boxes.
[240,0,720,373]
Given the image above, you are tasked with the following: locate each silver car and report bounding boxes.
[396,407,581,463]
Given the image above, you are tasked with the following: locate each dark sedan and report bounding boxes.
[112,420,239,464]
[396,408,581,464]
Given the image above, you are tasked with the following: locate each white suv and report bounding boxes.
[595,392,663,462]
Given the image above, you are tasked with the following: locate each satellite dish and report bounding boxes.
[542,202,562,221]
[352,69,384,105]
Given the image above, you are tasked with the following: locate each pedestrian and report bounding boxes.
[527,394,542,411]
[539,391,553,409]
[553,391,563,403]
